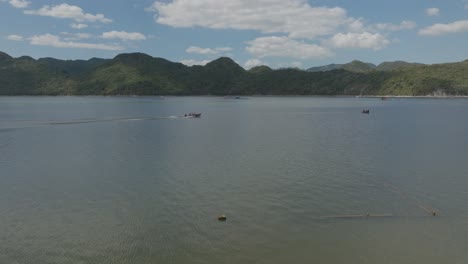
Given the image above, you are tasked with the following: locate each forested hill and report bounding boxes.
[1,51,467,96]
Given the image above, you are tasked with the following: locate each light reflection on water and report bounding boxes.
[1,96,468,264]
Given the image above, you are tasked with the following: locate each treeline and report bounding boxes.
[1,51,467,96]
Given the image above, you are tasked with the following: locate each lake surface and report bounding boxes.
[1,96,468,264]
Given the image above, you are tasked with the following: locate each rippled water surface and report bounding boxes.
[1,96,468,264]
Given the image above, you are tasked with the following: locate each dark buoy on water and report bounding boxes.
[218,214,227,221]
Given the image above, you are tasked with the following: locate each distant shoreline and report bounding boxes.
[2,94,468,98]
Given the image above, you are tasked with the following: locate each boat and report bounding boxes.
[224,96,248,100]
[218,214,227,221]
[362,109,370,114]
[184,112,202,118]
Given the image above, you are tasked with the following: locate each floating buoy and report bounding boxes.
[218,214,227,221]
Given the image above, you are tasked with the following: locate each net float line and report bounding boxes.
[318,213,393,219]
[382,181,439,216]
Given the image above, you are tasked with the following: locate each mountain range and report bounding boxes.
[1,51,467,96]
[306,60,424,73]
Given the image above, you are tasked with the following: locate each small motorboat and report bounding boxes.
[218,214,227,221]
[362,109,370,114]
[184,112,202,118]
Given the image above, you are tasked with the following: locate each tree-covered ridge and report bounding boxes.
[307,60,424,73]
[0,51,467,96]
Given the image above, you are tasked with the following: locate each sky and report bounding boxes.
[1,0,468,69]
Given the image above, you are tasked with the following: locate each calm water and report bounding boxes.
[1,96,468,264]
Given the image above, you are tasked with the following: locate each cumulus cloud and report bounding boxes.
[329,32,389,50]
[426,7,440,16]
[24,3,112,23]
[61,32,92,40]
[8,0,30,8]
[186,46,217,55]
[244,59,266,69]
[7,34,24,41]
[346,18,368,32]
[101,31,147,40]
[376,20,416,31]
[29,33,123,50]
[419,20,468,36]
[147,0,349,39]
[71,23,88,29]
[180,59,211,66]
[145,0,405,60]
[186,46,232,55]
[246,36,333,59]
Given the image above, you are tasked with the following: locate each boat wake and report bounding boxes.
[0,115,200,131]
[47,115,199,125]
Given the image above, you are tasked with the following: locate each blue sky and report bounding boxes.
[1,0,468,69]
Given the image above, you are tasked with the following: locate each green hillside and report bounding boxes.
[376,61,423,71]
[0,51,467,96]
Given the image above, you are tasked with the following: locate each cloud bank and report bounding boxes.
[329,32,389,50]
[246,36,333,59]
[186,46,232,55]
[147,0,399,63]
[25,4,112,23]
[419,20,468,36]
[147,0,349,40]
[8,0,30,8]
[7,34,24,41]
[101,31,147,40]
[30,33,123,50]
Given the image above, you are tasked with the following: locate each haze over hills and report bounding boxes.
[306,60,425,73]
[1,51,467,96]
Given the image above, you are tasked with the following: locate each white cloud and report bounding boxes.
[246,36,333,59]
[419,20,468,36]
[346,18,367,32]
[71,23,88,29]
[185,46,233,55]
[291,61,303,68]
[275,61,304,69]
[8,0,30,8]
[24,4,112,23]
[7,34,24,41]
[29,33,123,50]
[244,59,266,69]
[186,46,217,55]
[61,32,92,40]
[329,32,389,50]
[426,7,440,16]
[101,31,146,40]
[180,59,211,66]
[376,20,416,31]
[147,0,349,39]
[147,0,397,56]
